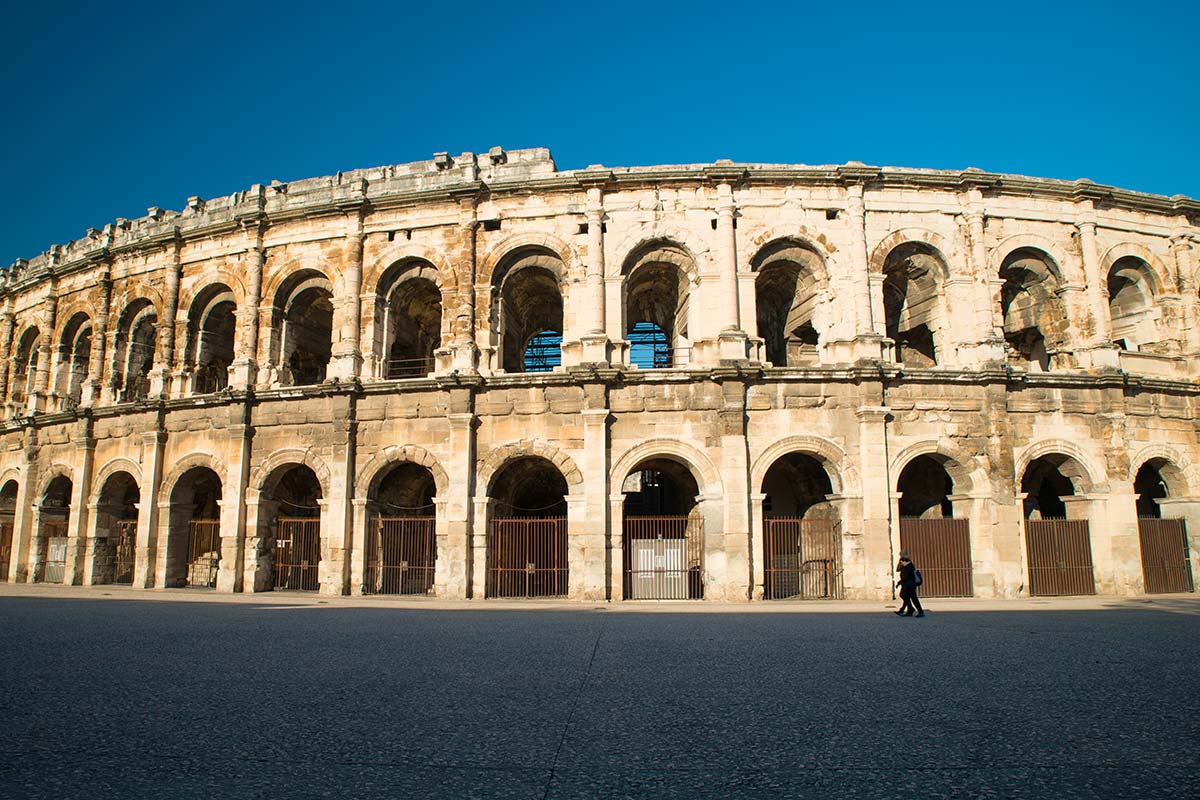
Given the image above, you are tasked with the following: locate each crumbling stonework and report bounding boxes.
[0,149,1198,601]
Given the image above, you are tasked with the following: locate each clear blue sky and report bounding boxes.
[2,0,1196,264]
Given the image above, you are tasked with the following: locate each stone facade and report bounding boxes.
[1,148,1198,601]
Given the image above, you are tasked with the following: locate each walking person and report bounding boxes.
[894,549,925,617]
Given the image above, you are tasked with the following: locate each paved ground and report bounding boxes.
[1,588,1197,799]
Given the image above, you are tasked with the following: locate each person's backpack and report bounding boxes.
[914,569,923,587]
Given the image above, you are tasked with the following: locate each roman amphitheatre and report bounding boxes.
[0,147,1196,602]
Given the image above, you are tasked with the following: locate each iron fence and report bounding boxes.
[364,516,436,595]
[112,520,137,585]
[275,517,320,591]
[0,520,11,582]
[385,356,435,380]
[899,517,974,598]
[763,517,842,600]
[486,518,568,598]
[41,521,69,584]
[623,516,704,600]
[1025,518,1096,596]
[187,520,221,588]
[1138,518,1194,594]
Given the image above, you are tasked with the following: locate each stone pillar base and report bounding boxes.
[578,333,612,365]
[229,358,258,391]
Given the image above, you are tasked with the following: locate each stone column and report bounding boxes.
[470,497,490,598]
[838,184,884,363]
[31,285,58,413]
[231,233,265,389]
[83,269,112,407]
[348,498,371,595]
[579,187,611,364]
[81,499,106,586]
[715,375,750,600]
[451,196,480,373]
[217,405,252,593]
[608,493,625,602]
[958,205,1007,364]
[1171,233,1200,356]
[320,394,355,595]
[853,405,893,599]
[9,433,38,582]
[331,220,364,381]
[62,417,96,585]
[579,394,610,599]
[0,298,15,412]
[437,392,475,599]
[749,492,766,600]
[715,183,748,360]
[135,428,166,588]
[152,239,182,397]
[1075,205,1119,368]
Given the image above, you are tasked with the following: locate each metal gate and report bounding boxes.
[0,520,12,581]
[763,518,842,600]
[41,522,69,584]
[365,517,436,595]
[1138,518,1194,594]
[623,516,704,600]
[187,520,221,588]
[112,520,137,585]
[275,518,320,591]
[899,518,974,598]
[1025,519,1096,596]
[486,517,567,598]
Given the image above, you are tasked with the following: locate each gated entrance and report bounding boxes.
[111,520,137,585]
[1025,519,1096,596]
[486,517,568,598]
[0,518,12,581]
[1138,518,1194,594]
[41,521,69,584]
[365,516,436,595]
[275,517,320,591]
[187,520,220,588]
[899,518,973,597]
[624,516,704,600]
[763,517,841,599]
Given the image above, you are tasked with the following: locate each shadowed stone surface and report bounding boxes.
[0,596,1197,798]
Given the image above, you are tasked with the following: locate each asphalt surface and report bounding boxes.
[1,592,1198,799]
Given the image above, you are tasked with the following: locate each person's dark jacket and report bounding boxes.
[898,561,918,589]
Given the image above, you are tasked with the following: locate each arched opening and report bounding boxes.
[753,241,824,366]
[56,313,92,410]
[275,274,333,386]
[622,457,703,599]
[760,453,840,599]
[113,300,157,402]
[94,471,139,585]
[486,456,568,597]
[10,327,40,411]
[365,462,437,595]
[258,465,323,592]
[623,243,692,368]
[0,480,18,581]
[36,475,72,584]
[1108,257,1163,352]
[166,467,222,588]
[186,285,237,394]
[377,261,441,379]
[999,248,1063,372]
[493,249,564,373]
[1134,459,1194,593]
[1021,454,1095,596]
[883,243,944,367]
[897,455,973,597]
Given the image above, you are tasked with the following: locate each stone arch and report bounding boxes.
[355,445,449,500]
[868,228,956,281]
[478,233,576,288]
[611,438,723,498]
[478,440,583,494]
[89,458,144,504]
[0,466,22,491]
[616,236,702,282]
[1100,242,1173,297]
[363,243,452,295]
[1128,444,1196,498]
[990,234,1075,284]
[1014,439,1101,495]
[36,463,75,502]
[50,299,97,344]
[109,285,165,325]
[261,255,337,307]
[750,435,849,496]
[161,452,229,504]
[249,448,333,500]
[177,268,248,315]
[889,440,987,496]
[749,235,832,283]
[740,226,837,275]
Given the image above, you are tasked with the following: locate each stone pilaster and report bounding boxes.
[579,385,610,599]
[1075,203,1119,368]
[0,298,15,413]
[958,196,1007,363]
[62,417,96,585]
[1170,232,1200,357]
[151,237,182,397]
[437,391,475,599]
[451,195,480,373]
[715,374,750,600]
[217,406,252,593]
[8,430,37,582]
[231,228,265,389]
[135,427,166,589]
[83,268,112,407]
[31,282,58,413]
[833,184,885,363]
[331,216,365,381]
[319,393,355,595]
[579,185,611,365]
[853,404,893,599]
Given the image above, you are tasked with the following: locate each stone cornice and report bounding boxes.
[5,148,1199,291]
